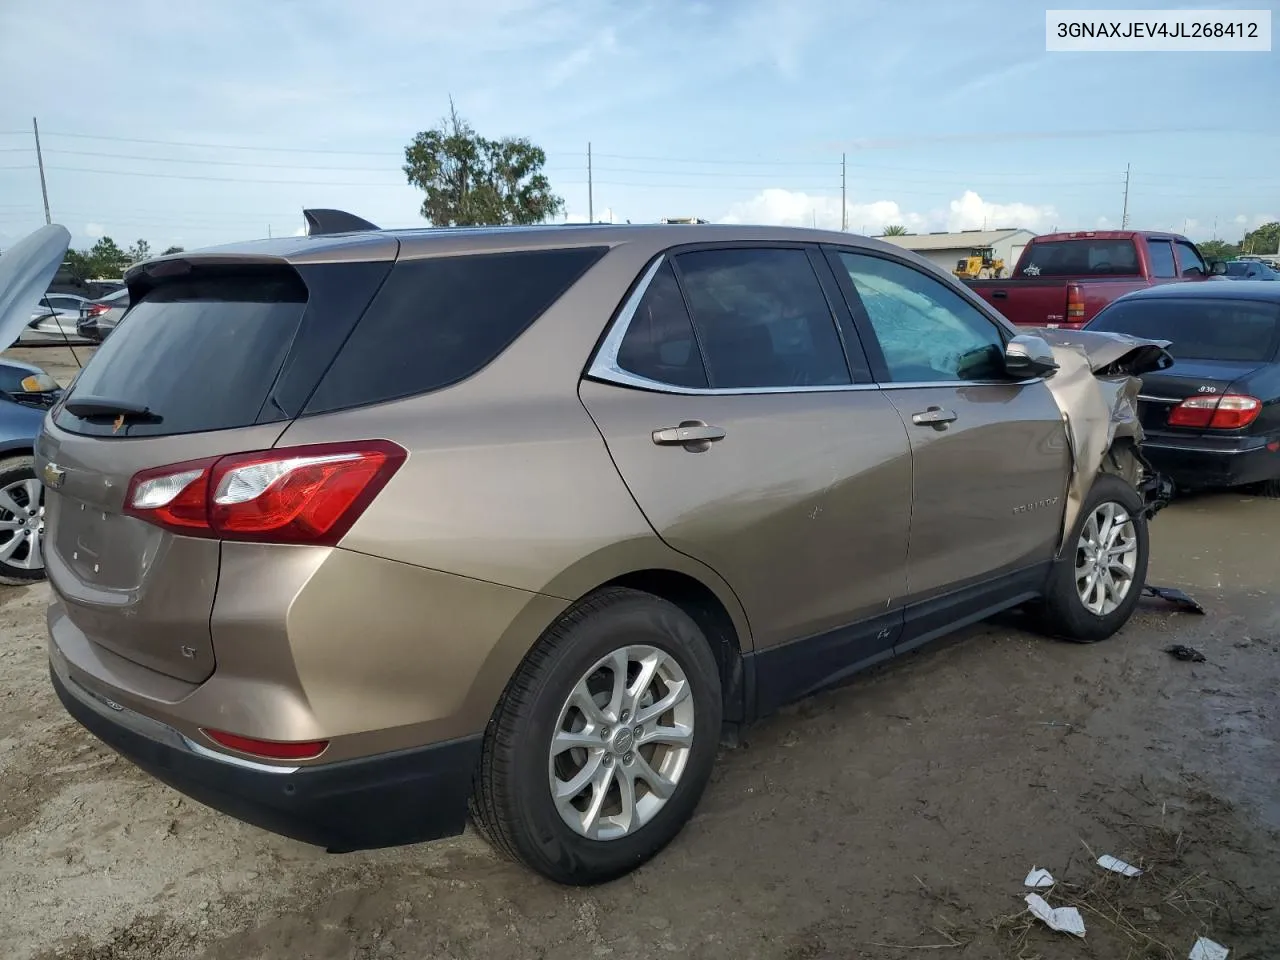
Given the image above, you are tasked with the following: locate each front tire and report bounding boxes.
[0,455,45,586]
[1035,474,1149,643]
[470,587,722,885]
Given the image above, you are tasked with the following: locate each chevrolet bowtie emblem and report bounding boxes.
[42,462,66,489]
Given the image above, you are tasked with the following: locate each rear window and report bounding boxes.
[304,246,607,414]
[55,268,308,438]
[1088,298,1280,363]
[1016,239,1140,278]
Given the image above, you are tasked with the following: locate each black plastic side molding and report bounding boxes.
[303,209,381,236]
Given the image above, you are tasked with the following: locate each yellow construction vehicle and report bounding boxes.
[953,246,1006,280]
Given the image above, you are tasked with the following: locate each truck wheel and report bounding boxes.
[470,587,722,885]
[1034,474,1149,643]
[1253,478,1280,499]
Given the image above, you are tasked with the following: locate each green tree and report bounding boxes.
[85,237,129,277]
[403,101,563,226]
[1242,221,1280,255]
[161,245,185,255]
[63,249,93,283]
[1198,239,1239,261]
[882,224,909,236]
[127,239,152,264]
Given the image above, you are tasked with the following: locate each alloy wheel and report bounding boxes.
[0,477,44,572]
[1075,500,1137,616]
[548,645,695,841]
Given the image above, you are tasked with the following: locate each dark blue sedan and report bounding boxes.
[1085,281,1280,498]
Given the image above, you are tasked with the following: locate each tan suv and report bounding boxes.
[37,216,1170,885]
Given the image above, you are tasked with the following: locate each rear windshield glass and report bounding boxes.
[1016,239,1140,278]
[304,246,607,414]
[54,268,307,438]
[1088,298,1280,363]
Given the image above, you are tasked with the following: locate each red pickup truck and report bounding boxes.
[965,231,1225,329]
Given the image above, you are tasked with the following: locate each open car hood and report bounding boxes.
[0,224,72,352]
[1037,328,1174,550]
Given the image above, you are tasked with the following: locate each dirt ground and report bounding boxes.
[0,345,1276,959]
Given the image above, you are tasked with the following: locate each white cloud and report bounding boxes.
[547,28,618,88]
[85,222,106,238]
[719,188,1055,234]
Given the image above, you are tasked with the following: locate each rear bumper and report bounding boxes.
[1142,437,1280,489]
[50,658,480,852]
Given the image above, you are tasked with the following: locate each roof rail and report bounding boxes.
[303,208,381,236]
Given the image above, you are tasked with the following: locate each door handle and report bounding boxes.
[652,421,726,450]
[991,290,1008,299]
[911,406,957,428]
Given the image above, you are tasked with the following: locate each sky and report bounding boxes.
[1,0,1277,254]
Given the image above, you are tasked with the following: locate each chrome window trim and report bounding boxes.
[586,252,1043,397]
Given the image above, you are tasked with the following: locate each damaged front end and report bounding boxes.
[1036,329,1176,554]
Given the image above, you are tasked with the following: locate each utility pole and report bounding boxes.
[840,153,847,231]
[1120,163,1131,229]
[587,142,594,224]
[33,117,51,225]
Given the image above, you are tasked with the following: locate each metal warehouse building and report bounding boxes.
[879,228,1037,276]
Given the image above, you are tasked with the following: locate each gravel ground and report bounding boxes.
[0,346,1276,958]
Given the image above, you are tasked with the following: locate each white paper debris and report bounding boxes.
[1097,854,1143,877]
[1024,867,1055,888]
[1189,937,1229,960]
[1024,893,1086,937]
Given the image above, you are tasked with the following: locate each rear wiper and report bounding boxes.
[64,396,163,424]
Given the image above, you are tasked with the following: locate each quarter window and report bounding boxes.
[673,248,850,389]
[614,261,710,389]
[836,252,1006,382]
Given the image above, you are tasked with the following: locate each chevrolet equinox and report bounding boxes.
[33,216,1165,885]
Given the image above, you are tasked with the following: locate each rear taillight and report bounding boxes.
[202,728,329,761]
[1066,282,1085,322]
[123,440,406,544]
[1167,395,1262,430]
[86,303,109,318]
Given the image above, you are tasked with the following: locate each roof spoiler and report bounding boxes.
[303,208,381,236]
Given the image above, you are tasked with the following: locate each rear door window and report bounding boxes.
[1016,239,1140,277]
[672,247,850,389]
[55,267,309,438]
[305,246,607,414]
[1147,241,1177,278]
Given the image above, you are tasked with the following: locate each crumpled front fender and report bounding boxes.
[1037,329,1175,552]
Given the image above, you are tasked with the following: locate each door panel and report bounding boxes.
[883,383,1070,600]
[580,380,912,653]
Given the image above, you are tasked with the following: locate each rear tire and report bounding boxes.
[1253,478,1280,499]
[1034,474,1149,644]
[0,455,45,586]
[470,587,722,885]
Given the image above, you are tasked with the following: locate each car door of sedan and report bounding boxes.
[579,244,914,713]
[823,246,1071,646]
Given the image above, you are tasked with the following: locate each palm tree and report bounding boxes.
[882,224,909,236]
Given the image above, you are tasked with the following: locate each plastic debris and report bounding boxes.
[1143,584,1206,614]
[1024,867,1055,888]
[1165,644,1207,663]
[1097,854,1142,877]
[1189,936,1229,960]
[1024,894,1085,937]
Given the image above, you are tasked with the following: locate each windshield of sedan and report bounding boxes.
[1088,298,1280,363]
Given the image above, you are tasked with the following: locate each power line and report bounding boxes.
[46,165,408,187]
[41,130,403,156]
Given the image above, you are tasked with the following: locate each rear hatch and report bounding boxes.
[37,248,396,683]
[1085,294,1280,437]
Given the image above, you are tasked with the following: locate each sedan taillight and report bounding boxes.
[123,440,406,544]
[1167,394,1262,430]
